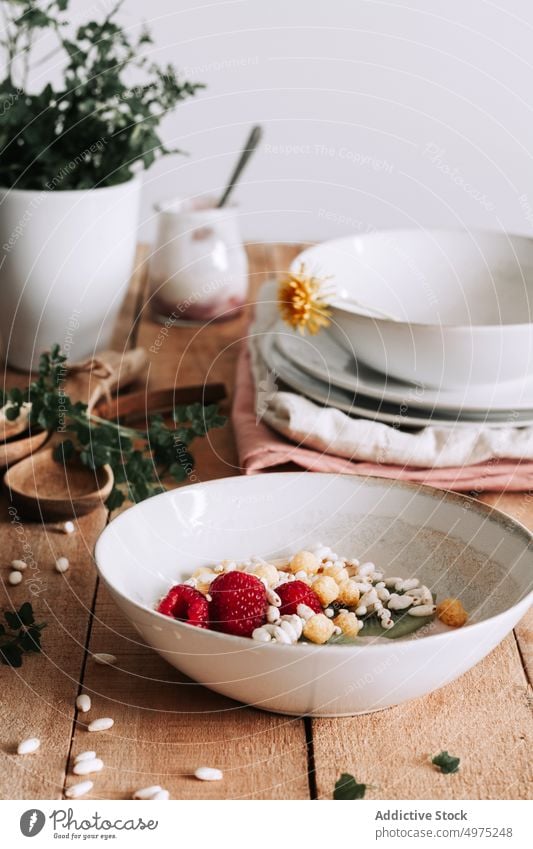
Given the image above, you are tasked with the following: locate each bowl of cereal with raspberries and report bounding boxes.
[95,473,533,716]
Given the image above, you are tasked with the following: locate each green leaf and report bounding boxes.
[4,405,20,421]
[19,627,42,653]
[168,462,187,482]
[432,751,460,774]
[17,602,35,626]
[105,487,125,510]
[4,610,22,630]
[333,773,367,799]
[0,643,23,667]
[329,610,435,644]
[53,439,75,461]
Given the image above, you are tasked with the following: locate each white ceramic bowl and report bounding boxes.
[94,473,533,717]
[294,230,533,389]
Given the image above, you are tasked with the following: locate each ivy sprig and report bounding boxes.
[0,345,226,509]
[0,603,47,668]
[333,773,368,800]
[432,751,461,774]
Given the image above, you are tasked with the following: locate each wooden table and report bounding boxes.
[1,244,531,801]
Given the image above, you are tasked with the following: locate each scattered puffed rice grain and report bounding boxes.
[74,750,96,764]
[87,717,114,732]
[397,578,420,592]
[17,737,40,755]
[76,694,91,713]
[266,588,281,607]
[55,557,69,573]
[194,766,223,781]
[11,559,27,571]
[296,603,315,621]
[73,757,104,776]
[133,785,162,800]
[272,625,292,644]
[65,780,93,798]
[8,570,22,585]
[62,521,75,534]
[384,576,403,588]
[280,614,303,641]
[407,604,436,617]
[152,789,170,800]
[266,605,280,624]
[252,626,271,642]
[387,593,415,611]
[93,653,116,665]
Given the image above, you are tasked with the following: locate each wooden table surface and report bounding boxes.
[1,244,531,801]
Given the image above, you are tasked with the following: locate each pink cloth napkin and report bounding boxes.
[232,344,533,492]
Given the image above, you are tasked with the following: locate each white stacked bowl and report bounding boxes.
[294,229,533,390]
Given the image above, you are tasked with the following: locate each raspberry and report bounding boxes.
[157,584,209,628]
[209,572,267,637]
[277,581,322,617]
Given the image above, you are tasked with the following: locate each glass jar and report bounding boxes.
[149,196,248,323]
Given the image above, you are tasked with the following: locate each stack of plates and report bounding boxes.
[259,229,533,430]
[259,322,533,429]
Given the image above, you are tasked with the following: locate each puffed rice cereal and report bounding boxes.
[333,610,364,638]
[311,575,339,607]
[157,545,467,647]
[303,613,336,644]
[288,550,320,575]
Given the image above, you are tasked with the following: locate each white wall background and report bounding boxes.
[49,0,533,243]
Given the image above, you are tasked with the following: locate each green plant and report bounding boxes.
[0,0,203,189]
[0,345,226,509]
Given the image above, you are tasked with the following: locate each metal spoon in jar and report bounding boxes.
[217,125,263,208]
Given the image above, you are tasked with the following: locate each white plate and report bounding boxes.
[260,334,533,429]
[95,473,533,716]
[274,322,533,414]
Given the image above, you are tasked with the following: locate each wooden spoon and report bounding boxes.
[0,428,49,470]
[3,447,113,520]
[1,404,31,441]
[94,382,227,423]
[2,382,225,519]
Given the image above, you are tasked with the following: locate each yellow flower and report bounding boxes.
[278,264,332,335]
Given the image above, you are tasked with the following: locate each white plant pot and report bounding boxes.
[0,177,141,370]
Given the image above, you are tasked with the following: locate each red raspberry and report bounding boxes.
[157,584,209,628]
[209,572,267,637]
[277,581,322,617]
